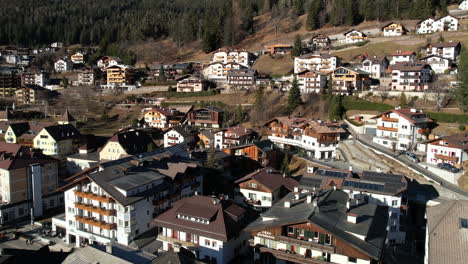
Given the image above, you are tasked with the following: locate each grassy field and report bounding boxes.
[253,55,294,76]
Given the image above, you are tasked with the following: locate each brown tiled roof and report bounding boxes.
[428,41,461,48]
[372,108,434,125]
[426,200,468,264]
[156,162,198,180]
[60,109,75,122]
[391,51,415,56]
[0,142,57,170]
[430,133,468,151]
[235,167,298,192]
[108,129,155,155]
[224,125,253,137]
[154,195,253,242]
[390,62,430,72]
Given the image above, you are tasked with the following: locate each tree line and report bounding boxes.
[0,0,459,52]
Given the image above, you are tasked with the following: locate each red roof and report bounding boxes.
[391,51,415,56]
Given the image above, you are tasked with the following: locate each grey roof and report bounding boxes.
[62,246,132,264]
[67,152,100,162]
[246,189,388,260]
[426,200,468,264]
[44,124,81,141]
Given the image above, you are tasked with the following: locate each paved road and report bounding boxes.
[353,133,468,198]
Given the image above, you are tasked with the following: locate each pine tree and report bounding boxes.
[291,35,303,57]
[288,76,302,113]
[453,50,468,112]
[328,96,344,120]
[306,0,322,31]
[281,152,291,176]
[399,92,408,108]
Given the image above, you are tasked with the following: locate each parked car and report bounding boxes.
[406,152,419,163]
[437,163,460,173]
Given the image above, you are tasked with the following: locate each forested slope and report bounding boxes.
[0,0,458,51]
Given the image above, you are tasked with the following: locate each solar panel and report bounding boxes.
[317,169,348,178]
[343,179,385,192]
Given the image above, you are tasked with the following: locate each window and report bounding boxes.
[324,234,331,245]
[205,239,210,246]
[212,241,217,247]
[461,218,468,228]
[248,193,257,200]
[392,200,398,206]
[348,257,357,263]
[248,182,257,188]
[288,227,295,234]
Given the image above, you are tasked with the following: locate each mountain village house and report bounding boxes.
[382,23,408,37]
[294,54,340,74]
[106,65,135,85]
[425,41,461,61]
[343,30,367,44]
[99,129,156,161]
[71,52,85,64]
[187,107,224,128]
[426,133,468,169]
[176,76,206,93]
[372,108,435,151]
[420,55,453,74]
[296,70,327,94]
[308,34,331,49]
[211,48,253,67]
[163,126,197,148]
[235,167,298,210]
[264,117,345,160]
[416,15,459,34]
[205,62,245,80]
[213,125,255,149]
[331,67,371,95]
[54,59,73,73]
[34,124,81,159]
[361,56,389,79]
[223,139,281,168]
[143,107,184,129]
[390,51,416,65]
[264,44,293,55]
[389,62,432,91]
[227,68,257,90]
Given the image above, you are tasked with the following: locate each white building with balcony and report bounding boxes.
[211,48,253,67]
[416,15,459,34]
[53,146,202,247]
[294,54,340,74]
[372,108,435,151]
[296,70,327,94]
[390,62,432,91]
[427,133,468,169]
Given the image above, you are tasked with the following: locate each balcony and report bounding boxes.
[153,198,167,206]
[157,235,199,248]
[382,116,399,122]
[74,202,116,216]
[377,126,398,132]
[74,190,114,203]
[277,236,335,254]
[256,246,333,264]
[75,216,117,230]
[247,199,261,205]
[435,154,459,162]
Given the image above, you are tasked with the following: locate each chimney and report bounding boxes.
[349,165,353,172]
[294,187,299,193]
[333,185,336,191]
[346,199,350,210]
[307,166,316,174]
[295,193,300,200]
[376,168,382,173]
[284,201,291,208]
[306,194,312,204]
[410,108,417,113]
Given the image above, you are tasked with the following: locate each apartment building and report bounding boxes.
[235,167,298,209]
[106,65,135,85]
[163,126,197,148]
[416,15,459,34]
[460,0,468,10]
[425,200,468,264]
[205,62,245,80]
[264,117,345,160]
[78,70,95,86]
[211,48,253,67]
[247,188,388,264]
[54,145,202,247]
[21,69,49,87]
[34,124,82,159]
[390,62,432,91]
[227,68,257,90]
[213,125,255,149]
[264,44,293,55]
[0,67,21,97]
[15,87,47,105]
[54,59,73,73]
[382,22,408,36]
[176,76,206,93]
[71,52,85,64]
[343,29,367,43]
[294,53,340,74]
[99,129,156,161]
[0,142,61,224]
[300,167,408,244]
[425,41,461,61]
[331,66,371,95]
[222,139,282,168]
[155,195,253,264]
[427,133,468,169]
[144,107,184,129]
[296,70,327,94]
[390,51,416,65]
[361,56,389,79]
[372,108,435,151]
[187,107,224,128]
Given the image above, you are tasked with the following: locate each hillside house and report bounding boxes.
[361,56,389,79]
[343,30,367,44]
[296,70,327,94]
[382,23,408,37]
[294,53,340,74]
[425,41,461,61]
[427,133,468,169]
[331,67,371,95]
[390,51,416,65]
[390,62,432,91]
[416,15,459,34]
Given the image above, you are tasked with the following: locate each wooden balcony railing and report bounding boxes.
[74,190,114,204]
[382,116,399,122]
[257,246,335,264]
[377,126,398,132]
[75,216,117,230]
[435,154,459,162]
[277,235,335,254]
[74,202,116,216]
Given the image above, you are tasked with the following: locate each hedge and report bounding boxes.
[342,97,393,112]
[426,112,468,124]
[142,81,177,86]
[167,90,219,98]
